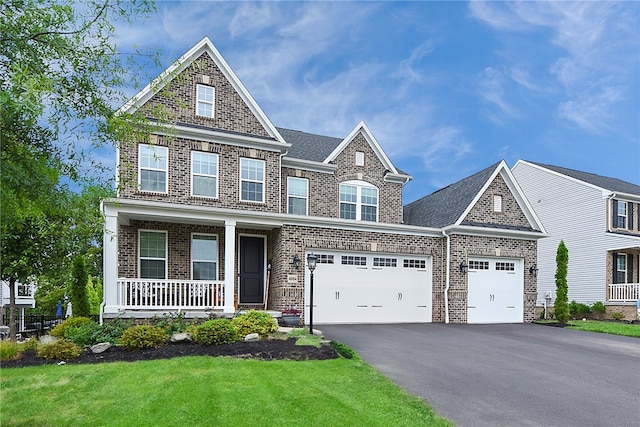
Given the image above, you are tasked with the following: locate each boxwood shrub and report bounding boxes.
[232,310,278,339]
[37,339,83,360]
[118,325,169,350]
[192,319,237,345]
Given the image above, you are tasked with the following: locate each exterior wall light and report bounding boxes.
[459,261,468,274]
[292,254,301,269]
[529,264,538,277]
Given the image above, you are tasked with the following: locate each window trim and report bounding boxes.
[191,233,219,281]
[138,230,168,279]
[615,253,627,284]
[239,158,266,203]
[616,200,628,229]
[191,151,219,199]
[287,176,308,215]
[339,180,379,222]
[196,84,215,118]
[138,144,168,194]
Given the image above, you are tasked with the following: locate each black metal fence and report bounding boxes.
[0,314,99,339]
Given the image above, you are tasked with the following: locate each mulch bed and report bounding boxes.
[3,339,339,368]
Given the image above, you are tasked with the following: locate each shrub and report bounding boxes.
[569,300,590,319]
[94,317,134,344]
[50,317,94,339]
[591,302,606,315]
[192,319,237,345]
[0,341,23,361]
[118,325,168,350]
[37,339,83,360]
[232,310,278,339]
[611,312,625,321]
[66,322,102,346]
[22,338,40,351]
[554,240,570,324]
[150,312,191,335]
[331,341,356,359]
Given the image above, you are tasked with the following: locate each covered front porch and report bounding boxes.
[101,199,284,320]
[606,245,639,304]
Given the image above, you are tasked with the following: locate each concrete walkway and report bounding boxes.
[321,323,640,427]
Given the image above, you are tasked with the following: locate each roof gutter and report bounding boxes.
[442,229,451,324]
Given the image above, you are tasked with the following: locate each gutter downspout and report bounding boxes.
[442,230,451,324]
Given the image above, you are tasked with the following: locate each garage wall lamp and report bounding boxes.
[529,264,538,277]
[292,254,301,269]
[459,261,468,274]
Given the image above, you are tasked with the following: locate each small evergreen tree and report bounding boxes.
[86,276,103,316]
[554,240,570,324]
[70,256,91,317]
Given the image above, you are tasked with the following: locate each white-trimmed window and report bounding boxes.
[615,253,627,284]
[191,152,218,198]
[287,177,308,215]
[139,230,167,279]
[616,200,628,229]
[191,234,218,280]
[240,158,265,202]
[139,144,168,193]
[339,180,378,222]
[196,84,215,118]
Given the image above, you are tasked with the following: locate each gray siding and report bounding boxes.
[512,162,638,304]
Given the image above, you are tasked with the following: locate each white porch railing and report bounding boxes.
[608,283,639,302]
[117,279,225,310]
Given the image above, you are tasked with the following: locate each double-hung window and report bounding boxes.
[240,158,265,202]
[287,177,308,215]
[339,181,378,222]
[139,144,168,193]
[616,200,628,229]
[192,152,218,198]
[615,253,627,284]
[139,231,167,279]
[191,234,218,280]
[196,84,215,118]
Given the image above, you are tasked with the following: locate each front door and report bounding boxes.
[239,236,265,304]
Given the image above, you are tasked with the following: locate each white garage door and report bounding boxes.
[304,250,432,324]
[467,257,523,324]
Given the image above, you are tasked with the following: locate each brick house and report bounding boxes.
[102,37,546,324]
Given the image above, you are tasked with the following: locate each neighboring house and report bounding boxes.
[1,280,36,332]
[512,160,640,317]
[102,37,545,324]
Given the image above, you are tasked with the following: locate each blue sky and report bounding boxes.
[112,1,639,203]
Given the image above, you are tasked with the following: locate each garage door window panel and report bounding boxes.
[341,255,367,266]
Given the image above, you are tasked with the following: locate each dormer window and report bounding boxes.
[196,84,214,118]
[339,180,378,222]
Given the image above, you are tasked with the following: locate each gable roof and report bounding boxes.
[404,163,499,228]
[117,36,287,146]
[404,161,545,233]
[520,161,640,196]
[277,128,343,162]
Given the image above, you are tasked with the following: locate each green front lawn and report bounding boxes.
[566,320,640,338]
[1,356,452,427]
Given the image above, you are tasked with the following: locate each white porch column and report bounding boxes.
[102,204,120,316]
[224,220,237,313]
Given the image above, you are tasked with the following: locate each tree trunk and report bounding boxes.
[9,277,17,342]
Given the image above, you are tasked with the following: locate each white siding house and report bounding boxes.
[512,161,639,314]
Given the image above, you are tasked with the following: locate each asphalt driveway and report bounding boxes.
[321,324,640,427]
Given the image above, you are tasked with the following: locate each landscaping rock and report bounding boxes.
[39,335,58,344]
[170,332,192,343]
[91,342,111,354]
[244,333,259,342]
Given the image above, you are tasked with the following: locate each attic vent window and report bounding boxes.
[493,195,503,212]
[196,84,215,118]
[355,151,365,166]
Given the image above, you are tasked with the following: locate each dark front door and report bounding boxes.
[239,236,265,304]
